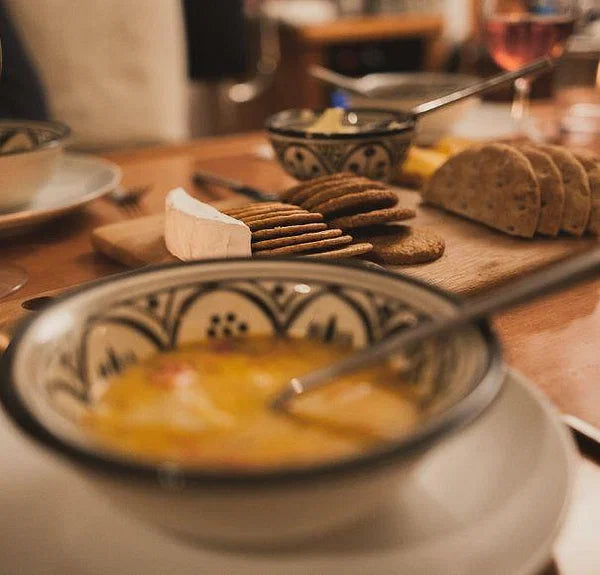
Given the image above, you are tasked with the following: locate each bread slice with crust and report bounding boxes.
[518,146,564,236]
[537,145,590,237]
[423,143,540,238]
[572,150,600,236]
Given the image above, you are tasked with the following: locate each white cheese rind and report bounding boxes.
[164,188,251,260]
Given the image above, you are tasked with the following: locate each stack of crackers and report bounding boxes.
[279,173,446,265]
[424,142,600,239]
[225,174,446,265]
[280,174,416,231]
[222,202,373,259]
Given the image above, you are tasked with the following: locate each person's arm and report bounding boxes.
[0,0,49,120]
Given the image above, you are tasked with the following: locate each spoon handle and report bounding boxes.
[272,248,600,409]
[411,57,554,118]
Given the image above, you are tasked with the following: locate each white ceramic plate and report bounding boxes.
[0,153,121,236]
[0,369,576,574]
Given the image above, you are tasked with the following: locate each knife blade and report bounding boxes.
[192,169,277,203]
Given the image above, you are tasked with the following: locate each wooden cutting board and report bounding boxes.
[91,190,598,296]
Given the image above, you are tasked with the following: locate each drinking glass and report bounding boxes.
[481,0,577,128]
[0,38,29,298]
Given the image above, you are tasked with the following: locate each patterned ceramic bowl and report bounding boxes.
[266,108,414,182]
[0,120,70,212]
[0,260,503,546]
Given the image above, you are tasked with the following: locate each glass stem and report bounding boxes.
[511,77,531,124]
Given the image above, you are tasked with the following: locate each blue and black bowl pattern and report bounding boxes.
[269,133,413,182]
[37,278,446,411]
[265,108,415,182]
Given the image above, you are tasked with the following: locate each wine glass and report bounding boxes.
[481,0,578,132]
[0,38,29,298]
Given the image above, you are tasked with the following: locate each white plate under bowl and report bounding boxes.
[0,369,576,575]
[0,153,121,237]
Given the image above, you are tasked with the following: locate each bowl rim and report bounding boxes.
[265,107,416,140]
[0,258,504,487]
[0,119,71,158]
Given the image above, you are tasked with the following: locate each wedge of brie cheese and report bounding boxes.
[165,188,251,260]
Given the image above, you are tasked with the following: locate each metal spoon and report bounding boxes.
[310,57,554,119]
[271,248,600,409]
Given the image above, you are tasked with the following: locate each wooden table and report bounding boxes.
[0,132,598,574]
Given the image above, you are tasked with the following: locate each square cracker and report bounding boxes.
[537,145,591,237]
[423,143,540,238]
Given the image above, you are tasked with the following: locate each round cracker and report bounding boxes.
[236,206,305,218]
[287,179,362,206]
[302,242,373,259]
[359,225,445,265]
[246,212,324,231]
[301,178,387,209]
[518,146,564,236]
[226,202,296,217]
[252,229,343,251]
[573,150,600,236]
[329,206,416,230]
[254,234,353,256]
[241,209,307,224]
[537,145,591,237]
[279,172,355,202]
[252,223,328,241]
[311,190,398,217]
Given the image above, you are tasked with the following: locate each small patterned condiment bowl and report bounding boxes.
[265,108,414,182]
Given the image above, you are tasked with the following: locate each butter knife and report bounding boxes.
[192,170,276,203]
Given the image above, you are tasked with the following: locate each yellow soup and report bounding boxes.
[86,336,421,469]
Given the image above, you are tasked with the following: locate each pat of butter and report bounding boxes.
[164,188,251,260]
[306,107,360,134]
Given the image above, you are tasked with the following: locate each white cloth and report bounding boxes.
[6,0,189,149]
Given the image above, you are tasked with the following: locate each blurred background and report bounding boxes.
[1,0,599,149]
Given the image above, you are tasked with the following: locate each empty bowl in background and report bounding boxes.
[0,120,70,212]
